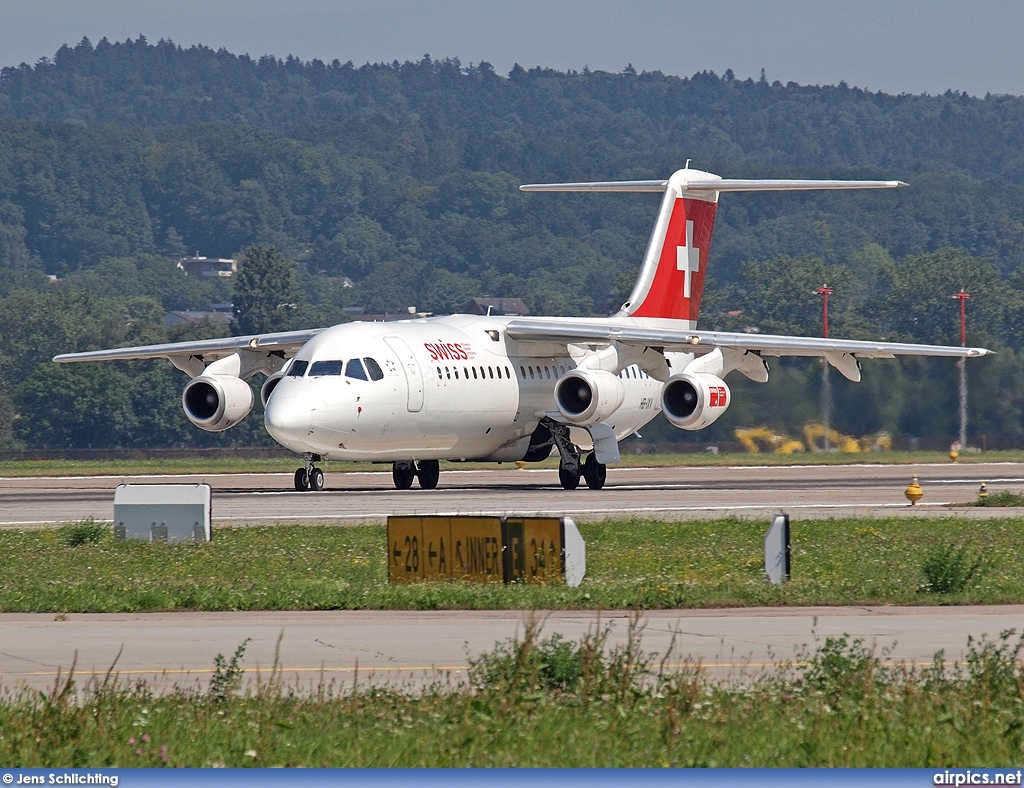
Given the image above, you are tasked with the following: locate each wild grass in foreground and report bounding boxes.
[0,516,1020,611]
[2,450,1022,477]
[3,623,1024,767]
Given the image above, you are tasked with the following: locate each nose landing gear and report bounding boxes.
[294,454,325,491]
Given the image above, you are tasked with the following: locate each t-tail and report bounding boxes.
[521,167,907,327]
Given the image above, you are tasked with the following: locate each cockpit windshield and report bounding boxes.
[309,360,343,376]
[345,359,368,380]
[287,360,309,377]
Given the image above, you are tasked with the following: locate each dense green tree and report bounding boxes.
[231,245,299,335]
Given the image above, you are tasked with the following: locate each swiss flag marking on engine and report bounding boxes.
[676,220,701,299]
[709,386,727,407]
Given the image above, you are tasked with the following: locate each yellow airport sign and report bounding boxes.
[388,515,586,586]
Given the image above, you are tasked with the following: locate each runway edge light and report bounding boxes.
[764,512,790,585]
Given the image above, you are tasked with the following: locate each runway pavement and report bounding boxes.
[2,461,1024,526]
[2,606,1023,693]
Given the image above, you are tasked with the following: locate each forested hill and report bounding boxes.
[4,36,1024,183]
[2,37,1024,450]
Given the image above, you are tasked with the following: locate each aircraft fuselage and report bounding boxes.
[263,314,664,462]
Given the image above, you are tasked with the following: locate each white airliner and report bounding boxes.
[55,167,990,492]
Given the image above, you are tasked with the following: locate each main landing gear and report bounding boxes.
[392,459,440,490]
[548,420,606,490]
[294,454,325,492]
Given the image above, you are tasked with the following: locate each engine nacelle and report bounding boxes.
[554,369,625,426]
[182,375,254,432]
[261,371,284,408]
[662,372,731,431]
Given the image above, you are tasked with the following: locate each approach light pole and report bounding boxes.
[953,289,971,449]
[815,285,834,451]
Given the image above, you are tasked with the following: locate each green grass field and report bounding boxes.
[0,450,1020,477]
[3,622,1023,766]
[0,515,1019,612]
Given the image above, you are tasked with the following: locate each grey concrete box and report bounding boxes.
[113,484,211,543]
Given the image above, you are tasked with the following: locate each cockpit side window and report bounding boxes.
[345,358,369,380]
[287,360,309,377]
[363,357,384,381]
[309,360,343,376]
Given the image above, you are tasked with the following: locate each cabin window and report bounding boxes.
[520,366,526,378]
[488,366,494,379]
[309,360,343,376]
[506,366,511,378]
[287,360,309,377]
[544,366,550,379]
[454,368,460,379]
[446,366,451,379]
[528,366,535,379]
[345,359,368,380]
[363,358,384,381]
[472,367,478,379]
[437,366,443,379]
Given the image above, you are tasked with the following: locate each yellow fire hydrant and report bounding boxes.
[979,482,988,502]
[905,474,924,505]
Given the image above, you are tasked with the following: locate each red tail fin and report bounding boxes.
[621,170,720,324]
[519,168,906,326]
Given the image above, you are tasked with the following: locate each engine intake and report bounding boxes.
[182,375,254,432]
[261,372,284,408]
[554,369,625,426]
[662,372,731,430]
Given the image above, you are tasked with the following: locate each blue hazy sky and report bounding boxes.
[1,0,1021,97]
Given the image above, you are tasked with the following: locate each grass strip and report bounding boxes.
[3,622,1024,766]
[0,516,1021,612]
[0,450,1020,477]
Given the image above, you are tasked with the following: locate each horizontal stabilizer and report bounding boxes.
[520,178,907,193]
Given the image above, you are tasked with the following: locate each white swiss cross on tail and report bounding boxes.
[676,220,700,299]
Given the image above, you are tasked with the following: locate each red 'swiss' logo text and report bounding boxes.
[424,341,476,361]
[709,386,727,407]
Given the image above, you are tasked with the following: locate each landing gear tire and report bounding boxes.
[393,462,415,490]
[583,453,606,490]
[294,468,310,491]
[417,459,440,490]
[309,467,325,492]
[559,465,581,490]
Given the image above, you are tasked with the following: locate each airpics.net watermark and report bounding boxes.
[2,775,117,787]
[935,771,1024,786]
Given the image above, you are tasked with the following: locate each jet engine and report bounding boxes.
[661,372,731,430]
[554,369,625,426]
[182,375,254,432]
[260,371,284,407]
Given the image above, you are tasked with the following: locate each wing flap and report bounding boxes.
[504,319,989,360]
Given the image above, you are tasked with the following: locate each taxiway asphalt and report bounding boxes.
[2,606,1022,692]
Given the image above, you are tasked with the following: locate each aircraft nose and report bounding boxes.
[264,387,316,445]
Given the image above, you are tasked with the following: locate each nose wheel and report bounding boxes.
[294,456,325,491]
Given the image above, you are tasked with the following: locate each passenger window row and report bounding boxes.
[618,366,650,380]
[518,363,569,380]
[436,364,513,381]
[287,357,384,381]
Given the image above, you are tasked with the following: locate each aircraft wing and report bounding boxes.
[504,319,990,360]
[53,328,323,364]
